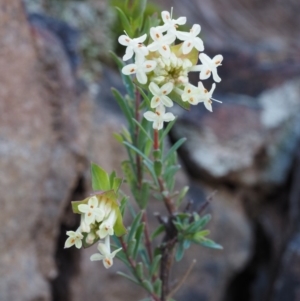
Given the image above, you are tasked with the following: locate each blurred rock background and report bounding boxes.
[1,0,300,301]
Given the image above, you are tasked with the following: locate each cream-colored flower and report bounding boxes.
[90,236,122,269]
[78,196,105,225]
[149,82,174,108]
[176,24,204,54]
[64,230,83,249]
[118,34,149,61]
[144,105,175,130]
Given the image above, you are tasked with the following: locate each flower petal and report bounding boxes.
[118,35,131,46]
[161,11,171,24]
[90,253,104,261]
[161,82,174,95]
[97,243,109,255]
[200,67,211,80]
[161,96,173,107]
[163,112,175,122]
[122,64,137,75]
[199,53,213,68]
[149,82,160,96]
[64,236,75,248]
[136,70,147,84]
[144,111,157,122]
[175,16,187,25]
[193,37,204,52]
[135,33,147,43]
[211,69,221,83]
[204,101,213,112]
[191,24,201,36]
[182,40,193,55]
[78,204,89,213]
[123,47,134,61]
[75,239,82,249]
[213,54,223,66]
[176,31,189,41]
[151,96,161,108]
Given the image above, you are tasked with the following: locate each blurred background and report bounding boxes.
[1,0,300,300]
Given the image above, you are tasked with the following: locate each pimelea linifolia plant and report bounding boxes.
[65,3,223,301]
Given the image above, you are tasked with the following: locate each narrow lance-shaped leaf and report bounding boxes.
[110,51,135,99]
[164,137,187,163]
[111,88,134,131]
[128,211,143,242]
[115,7,133,37]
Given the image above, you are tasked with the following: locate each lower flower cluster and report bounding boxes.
[64,194,122,269]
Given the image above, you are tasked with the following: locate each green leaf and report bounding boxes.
[168,90,190,110]
[144,139,153,157]
[132,0,147,19]
[139,182,150,209]
[186,216,211,234]
[142,280,153,293]
[123,141,152,165]
[127,239,137,257]
[113,132,124,143]
[196,238,223,250]
[128,211,143,242]
[175,242,185,262]
[150,254,162,277]
[143,159,158,186]
[154,160,162,177]
[109,171,116,187]
[115,7,133,37]
[111,88,134,131]
[159,117,177,143]
[133,223,145,259]
[150,224,165,240]
[176,186,189,208]
[164,138,186,163]
[183,239,191,249]
[117,271,140,285]
[153,278,162,296]
[115,250,131,269]
[114,203,127,237]
[110,51,135,99]
[113,177,123,192]
[136,262,144,280]
[133,118,153,143]
[137,86,151,108]
[91,163,110,191]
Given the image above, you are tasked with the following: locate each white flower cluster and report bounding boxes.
[64,195,122,269]
[118,10,223,130]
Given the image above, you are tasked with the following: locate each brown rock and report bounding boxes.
[172,78,300,191]
[0,1,92,300]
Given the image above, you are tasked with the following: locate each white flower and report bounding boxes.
[78,196,105,225]
[79,214,91,233]
[86,232,96,245]
[97,210,117,239]
[64,230,83,249]
[144,104,175,130]
[122,59,157,84]
[159,10,186,38]
[198,82,217,112]
[147,27,176,58]
[118,34,149,61]
[176,24,204,54]
[181,83,202,105]
[190,53,223,82]
[149,82,174,108]
[90,236,122,269]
